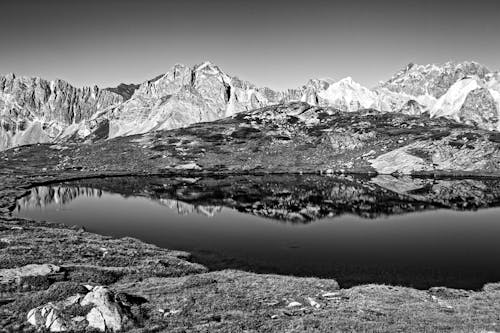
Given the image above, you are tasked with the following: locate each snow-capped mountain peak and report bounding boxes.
[1,60,500,151]
[317,77,377,111]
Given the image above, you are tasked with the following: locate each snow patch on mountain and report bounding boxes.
[317,77,377,111]
[430,78,481,120]
[427,75,500,131]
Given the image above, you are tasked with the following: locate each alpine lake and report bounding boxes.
[13,174,500,290]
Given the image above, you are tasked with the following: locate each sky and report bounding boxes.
[0,0,499,90]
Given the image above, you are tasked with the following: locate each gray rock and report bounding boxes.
[459,88,499,131]
[81,286,129,332]
[26,286,133,332]
[369,137,500,175]
[27,303,68,332]
[0,264,60,284]
[26,294,83,332]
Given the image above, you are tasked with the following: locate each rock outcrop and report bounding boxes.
[27,285,134,332]
[0,264,62,292]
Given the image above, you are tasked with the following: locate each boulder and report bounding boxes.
[0,264,63,291]
[0,264,61,284]
[26,286,135,332]
[81,286,129,332]
[27,303,68,332]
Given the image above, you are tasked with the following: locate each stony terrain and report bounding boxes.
[0,101,500,331]
[3,101,497,177]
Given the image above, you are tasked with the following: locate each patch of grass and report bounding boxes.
[457,132,480,141]
[4,282,88,313]
[151,144,170,151]
[204,134,226,142]
[429,130,451,140]
[407,148,432,161]
[166,138,180,144]
[66,267,123,285]
[489,133,500,144]
[230,127,261,139]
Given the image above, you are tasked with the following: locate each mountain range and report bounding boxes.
[1,60,499,151]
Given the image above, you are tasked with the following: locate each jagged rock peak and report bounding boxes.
[105,83,140,101]
[381,60,491,98]
[106,61,279,138]
[0,73,124,150]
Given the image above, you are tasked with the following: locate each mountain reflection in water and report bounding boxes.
[13,174,500,290]
[14,174,500,222]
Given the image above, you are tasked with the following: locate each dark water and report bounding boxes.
[12,175,500,290]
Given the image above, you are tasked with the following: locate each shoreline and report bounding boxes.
[2,170,500,331]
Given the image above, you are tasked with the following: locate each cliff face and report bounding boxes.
[0,74,123,150]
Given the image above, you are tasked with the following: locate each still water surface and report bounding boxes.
[13,175,500,290]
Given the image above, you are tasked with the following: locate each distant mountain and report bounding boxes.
[1,60,499,151]
[380,61,491,98]
[106,61,281,138]
[0,73,123,150]
[380,61,500,131]
[428,75,500,131]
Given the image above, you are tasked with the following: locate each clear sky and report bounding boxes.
[1,0,499,90]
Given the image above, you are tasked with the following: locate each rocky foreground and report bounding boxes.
[2,187,500,332]
[0,103,500,332]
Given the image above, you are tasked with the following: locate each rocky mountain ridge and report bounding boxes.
[1,60,499,151]
[0,73,124,150]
